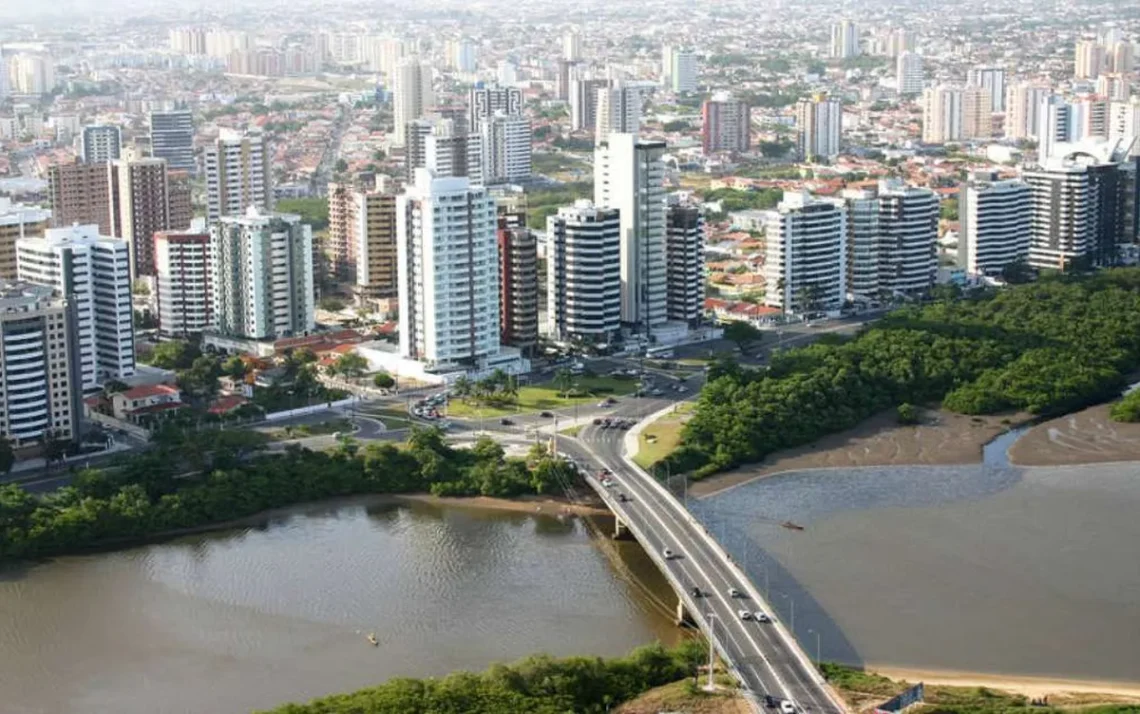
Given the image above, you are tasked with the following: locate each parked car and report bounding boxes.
[540,411,554,418]
[500,418,514,426]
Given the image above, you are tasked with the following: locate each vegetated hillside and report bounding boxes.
[668,270,1140,477]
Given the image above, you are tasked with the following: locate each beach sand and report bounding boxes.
[870,666,1140,703]
[1008,403,1140,466]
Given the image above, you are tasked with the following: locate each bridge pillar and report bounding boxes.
[675,597,696,628]
[612,517,634,540]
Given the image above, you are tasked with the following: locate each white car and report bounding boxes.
[780,701,797,714]
[755,612,770,623]
[728,587,742,598]
[737,609,752,621]
[662,548,675,560]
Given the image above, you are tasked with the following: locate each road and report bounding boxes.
[555,400,845,714]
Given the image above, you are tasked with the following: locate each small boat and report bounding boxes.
[781,521,805,531]
[366,633,378,646]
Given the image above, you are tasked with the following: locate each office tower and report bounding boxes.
[0,198,51,280]
[594,134,666,332]
[149,110,195,174]
[545,201,622,344]
[563,28,582,61]
[1110,41,1134,74]
[154,231,213,338]
[478,113,532,184]
[392,58,434,146]
[922,85,963,143]
[958,176,1032,277]
[664,202,705,325]
[497,226,538,354]
[17,225,134,390]
[571,78,609,132]
[469,85,523,128]
[839,188,881,300]
[877,180,939,295]
[764,191,847,313]
[397,169,498,367]
[46,161,112,235]
[210,210,315,340]
[595,83,641,144]
[1037,95,1077,163]
[967,66,1006,113]
[1075,39,1105,79]
[670,49,698,93]
[81,125,122,164]
[0,281,80,447]
[354,191,398,302]
[830,20,860,59]
[1097,73,1130,102]
[701,94,751,154]
[1005,83,1050,139]
[962,85,993,139]
[896,52,924,95]
[795,94,842,161]
[203,129,272,224]
[8,55,55,94]
[110,156,171,278]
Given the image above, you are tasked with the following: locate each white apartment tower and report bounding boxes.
[670,49,698,93]
[478,113,532,184]
[1037,95,1077,164]
[896,51,924,95]
[595,83,642,144]
[81,125,122,164]
[571,78,609,132]
[701,94,751,154]
[595,134,667,333]
[0,282,80,447]
[839,188,881,300]
[209,210,315,340]
[469,85,523,128]
[962,85,993,140]
[795,94,842,161]
[393,58,435,146]
[830,20,860,59]
[665,202,705,325]
[545,201,622,344]
[1005,83,1050,139]
[563,28,582,61]
[877,180,939,295]
[967,67,1006,113]
[16,225,134,390]
[764,191,847,314]
[397,169,499,368]
[1075,40,1105,79]
[155,231,213,338]
[958,176,1032,277]
[203,130,272,224]
[922,85,962,143]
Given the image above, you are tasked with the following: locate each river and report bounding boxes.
[0,498,679,714]
[691,429,1140,683]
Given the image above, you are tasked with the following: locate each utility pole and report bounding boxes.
[705,613,717,691]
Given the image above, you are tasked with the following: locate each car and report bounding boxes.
[690,586,703,598]
[765,695,778,708]
[540,411,554,418]
[662,547,675,559]
[728,587,742,598]
[650,388,664,396]
[618,493,630,502]
[332,432,343,439]
[596,400,611,408]
[500,418,514,426]
[618,421,631,430]
[755,612,770,623]
[603,418,613,427]
[601,478,615,488]
[737,609,753,621]
[780,701,796,714]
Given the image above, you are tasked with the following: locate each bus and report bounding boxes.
[645,346,675,360]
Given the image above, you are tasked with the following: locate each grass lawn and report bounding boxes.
[361,406,417,429]
[616,675,747,714]
[446,376,637,418]
[264,418,352,442]
[634,403,693,470]
[560,425,583,437]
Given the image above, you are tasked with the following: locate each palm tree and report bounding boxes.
[453,375,472,402]
[553,368,574,397]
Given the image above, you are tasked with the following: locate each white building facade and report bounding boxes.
[764,192,848,314]
[155,231,214,338]
[545,201,622,344]
[203,130,272,224]
[958,177,1032,277]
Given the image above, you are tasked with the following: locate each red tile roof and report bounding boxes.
[120,384,180,400]
[209,395,250,414]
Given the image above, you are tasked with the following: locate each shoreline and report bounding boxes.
[867,665,1140,700]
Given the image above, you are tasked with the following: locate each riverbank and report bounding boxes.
[690,409,1026,498]
[869,666,1140,703]
[392,492,609,517]
[1008,402,1140,466]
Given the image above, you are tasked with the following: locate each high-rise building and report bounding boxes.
[110,156,171,278]
[839,188,881,300]
[571,78,609,132]
[1075,39,1105,79]
[877,179,939,296]
[46,160,112,235]
[446,38,477,73]
[595,83,641,144]
[670,49,698,93]
[497,60,518,87]
[1037,95,1077,164]
[665,202,705,325]
[8,54,55,95]
[427,125,484,185]
[0,281,80,447]
[1097,73,1131,102]
[1005,83,1050,139]
[661,44,675,89]
[795,94,842,160]
[556,59,578,101]
[563,28,582,62]
[594,134,666,332]
[962,85,993,140]
[896,51,924,95]
[701,94,751,155]
[469,85,523,127]
[830,20,860,59]
[81,125,122,164]
[397,169,499,368]
[1075,96,1112,139]
[764,191,847,314]
[922,85,962,143]
[203,129,272,224]
[884,29,914,58]
[154,231,213,338]
[958,176,1032,277]
[478,113,532,184]
[209,209,315,340]
[967,66,1006,113]
[545,201,622,344]
[17,225,135,390]
[167,170,193,231]
[0,198,51,280]
[354,191,398,303]
[1109,41,1135,75]
[497,225,538,354]
[1110,97,1140,151]
[326,182,356,282]
[392,58,434,146]
[149,110,196,174]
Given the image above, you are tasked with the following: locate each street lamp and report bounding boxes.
[807,628,821,666]
[778,592,795,636]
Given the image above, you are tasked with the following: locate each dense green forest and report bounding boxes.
[667,271,1140,477]
[257,641,706,714]
[0,428,577,562]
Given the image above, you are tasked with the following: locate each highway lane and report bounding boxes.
[562,402,844,714]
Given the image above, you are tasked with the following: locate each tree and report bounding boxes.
[332,352,369,378]
[0,437,13,474]
[334,159,349,173]
[178,355,223,404]
[722,321,764,354]
[1001,258,1035,285]
[553,368,574,397]
[148,340,200,370]
[373,372,395,389]
[896,403,920,425]
[42,431,70,468]
[452,376,472,401]
[319,297,346,312]
[223,355,247,380]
